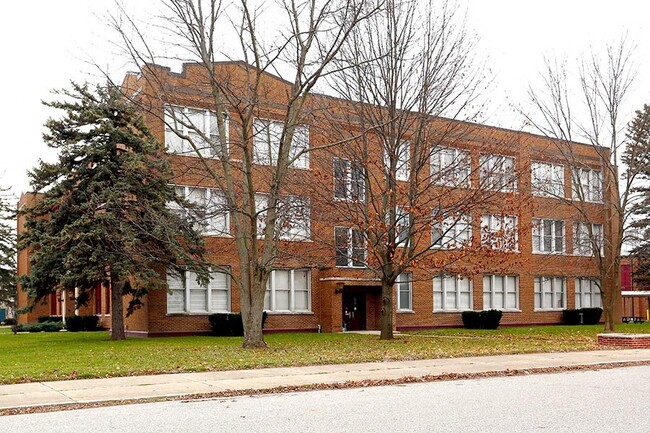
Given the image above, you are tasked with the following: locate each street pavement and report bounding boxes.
[2,365,649,432]
[2,349,650,411]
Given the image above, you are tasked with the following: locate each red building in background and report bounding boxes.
[621,257,650,323]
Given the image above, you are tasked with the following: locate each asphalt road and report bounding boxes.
[3,366,647,433]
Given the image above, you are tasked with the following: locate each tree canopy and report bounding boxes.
[19,83,209,339]
[0,187,16,312]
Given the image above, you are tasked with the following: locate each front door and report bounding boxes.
[342,289,366,331]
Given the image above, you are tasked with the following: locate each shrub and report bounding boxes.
[562,308,603,325]
[16,322,65,332]
[38,316,63,323]
[2,318,16,326]
[208,312,268,336]
[462,310,503,330]
[65,315,100,332]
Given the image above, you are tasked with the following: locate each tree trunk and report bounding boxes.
[380,280,394,340]
[240,278,267,349]
[110,279,126,341]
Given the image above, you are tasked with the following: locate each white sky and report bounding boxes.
[1,0,649,200]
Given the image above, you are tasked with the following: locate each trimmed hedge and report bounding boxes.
[208,312,268,336]
[38,316,63,323]
[2,318,16,326]
[562,308,603,325]
[65,315,100,332]
[461,310,503,330]
[16,322,65,333]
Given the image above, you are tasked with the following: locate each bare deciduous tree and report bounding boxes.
[108,0,373,347]
[524,39,641,331]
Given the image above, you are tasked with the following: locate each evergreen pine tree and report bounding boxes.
[0,187,16,317]
[19,83,209,340]
[624,104,650,288]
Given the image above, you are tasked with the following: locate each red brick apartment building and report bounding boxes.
[17,63,615,336]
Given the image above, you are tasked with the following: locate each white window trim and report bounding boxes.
[433,274,473,312]
[335,227,366,268]
[483,274,519,311]
[164,104,229,158]
[265,269,312,313]
[396,273,413,312]
[333,157,365,201]
[481,214,519,252]
[167,269,231,314]
[171,185,230,236]
[253,117,310,169]
[571,168,603,203]
[431,147,471,188]
[255,193,311,241]
[573,222,604,257]
[574,278,602,309]
[532,218,565,255]
[534,276,567,311]
[479,154,517,192]
[432,213,472,250]
[531,161,565,198]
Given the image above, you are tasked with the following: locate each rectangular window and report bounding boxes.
[479,154,517,191]
[264,269,311,312]
[164,105,225,157]
[335,227,366,267]
[531,162,564,197]
[532,219,565,254]
[384,141,410,181]
[432,212,471,249]
[167,269,230,314]
[253,118,309,169]
[333,158,365,201]
[431,147,471,187]
[481,214,518,251]
[483,275,518,310]
[395,206,411,247]
[573,223,603,256]
[572,168,602,202]
[170,186,229,235]
[433,275,472,311]
[534,276,566,310]
[575,278,602,308]
[396,273,412,311]
[255,194,311,241]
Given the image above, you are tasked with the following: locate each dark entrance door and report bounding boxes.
[342,288,366,331]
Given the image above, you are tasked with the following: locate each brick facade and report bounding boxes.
[16,62,618,336]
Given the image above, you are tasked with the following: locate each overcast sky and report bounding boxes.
[1,0,649,200]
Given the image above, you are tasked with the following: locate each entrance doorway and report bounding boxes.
[342,288,366,331]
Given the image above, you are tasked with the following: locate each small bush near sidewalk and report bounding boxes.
[16,322,65,333]
[462,310,503,329]
[65,315,100,332]
[563,308,603,325]
[38,316,63,323]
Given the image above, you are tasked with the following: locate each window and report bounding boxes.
[395,206,411,247]
[333,158,365,201]
[532,219,564,254]
[167,270,230,313]
[384,140,410,181]
[335,227,366,267]
[479,154,516,191]
[432,213,471,249]
[431,147,471,187]
[255,194,311,241]
[573,223,603,256]
[575,278,601,308]
[531,162,564,197]
[483,275,518,310]
[433,275,472,311]
[481,214,518,251]
[170,186,229,235]
[572,168,602,202]
[534,277,566,310]
[253,118,309,169]
[396,273,412,311]
[264,269,311,312]
[164,105,225,157]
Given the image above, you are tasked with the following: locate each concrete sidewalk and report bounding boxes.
[2,349,650,411]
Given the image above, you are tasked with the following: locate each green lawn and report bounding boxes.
[1,324,648,384]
